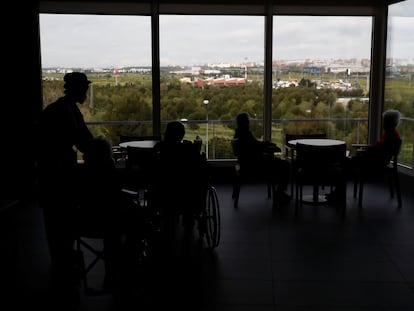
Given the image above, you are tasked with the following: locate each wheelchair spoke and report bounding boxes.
[205,186,220,249]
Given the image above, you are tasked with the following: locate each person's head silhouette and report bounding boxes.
[382,109,401,131]
[164,121,185,143]
[63,72,91,104]
[236,112,250,131]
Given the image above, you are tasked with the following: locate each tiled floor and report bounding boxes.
[2,173,414,310]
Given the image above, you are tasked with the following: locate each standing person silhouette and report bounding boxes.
[233,112,291,203]
[37,72,93,308]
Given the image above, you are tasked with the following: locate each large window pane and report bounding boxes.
[386,0,414,169]
[159,15,264,159]
[272,16,372,151]
[39,14,152,146]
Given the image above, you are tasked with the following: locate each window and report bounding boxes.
[38,1,412,167]
[385,0,414,169]
[159,15,264,159]
[272,15,372,151]
[39,13,152,145]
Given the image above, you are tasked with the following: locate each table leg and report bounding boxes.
[301,184,328,204]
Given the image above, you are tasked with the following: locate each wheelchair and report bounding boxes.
[75,187,153,295]
[147,149,221,251]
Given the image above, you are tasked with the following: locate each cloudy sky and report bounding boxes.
[39,1,413,68]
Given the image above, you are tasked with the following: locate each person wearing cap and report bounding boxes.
[37,72,93,306]
[39,72,93,170]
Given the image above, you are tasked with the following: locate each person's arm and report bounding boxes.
[368,133,385,149]
[76,125,93,154]
[72,105,93,153]
[263,141,281,153]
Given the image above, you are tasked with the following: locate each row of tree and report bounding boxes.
[42,73,413,160]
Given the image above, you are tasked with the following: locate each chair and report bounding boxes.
[75,227,107,295]
[284,132,327,160]
[231,138,275,208]
[193,136,203,154]
[284,132,327,196]
[75,188,152,295]
[294,142,347,218]
[123,145,158,200]
[352,138,402,208]
[74,150,153,295]
[75,199,123,296]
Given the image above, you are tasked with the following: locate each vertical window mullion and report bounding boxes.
[152,2,161,138]
[264,0,273,142]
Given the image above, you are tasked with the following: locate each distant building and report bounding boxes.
[303,65,326,74]
[194,77,247,88]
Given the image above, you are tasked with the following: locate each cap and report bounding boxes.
[63,72,91,90]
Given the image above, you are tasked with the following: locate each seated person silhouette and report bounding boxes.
[326,109,402,202]
[152,121,208,248]
[76,136,136,291]
[233,112,291,203]
[355,109,401,169]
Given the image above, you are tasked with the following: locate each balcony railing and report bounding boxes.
[87,117,414,170]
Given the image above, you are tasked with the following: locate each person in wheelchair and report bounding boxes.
[152,121,208,250]
[76,136,139,291]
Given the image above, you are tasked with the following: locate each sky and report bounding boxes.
[39,1,413,68]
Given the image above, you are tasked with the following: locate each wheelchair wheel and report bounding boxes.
[203,186,220,249]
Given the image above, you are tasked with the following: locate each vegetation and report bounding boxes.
[42,71,413,164]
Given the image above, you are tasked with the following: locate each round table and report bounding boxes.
[287,138,346,147]
[119,140,159,149]
[288,138,346,204]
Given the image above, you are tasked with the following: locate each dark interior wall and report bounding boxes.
[2,2,42,201]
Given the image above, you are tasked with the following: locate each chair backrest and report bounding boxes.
[295,142,346,183]
[231,137,260,168]
[284,132,327,160]
[193,136,203,154]
[230,136,273,181]
[151,141,209,214]
[296,142,346,165]
[154,141,207,181]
